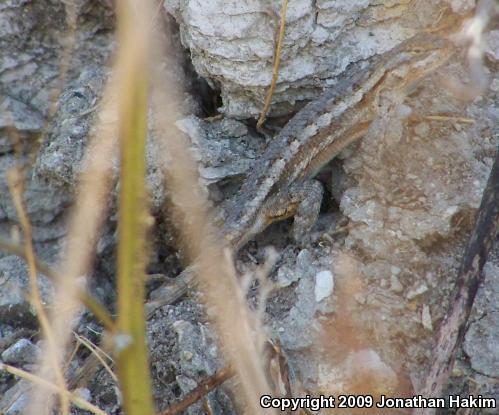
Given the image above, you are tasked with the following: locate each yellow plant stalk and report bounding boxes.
[114,1,155,414]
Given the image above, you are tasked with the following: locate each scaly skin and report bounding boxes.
[222,33,456,249]
[148,34,457,310]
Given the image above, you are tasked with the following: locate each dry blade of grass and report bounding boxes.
[74,333,117,383]
[26,44,119,415]
[423,115,475,124]
[6,168,70,415]
[112,1,155,413]
[256,0,288,130]
[151,43,276,413]
[158,366,235,415]
[1,363,108,415]
[444,0,496,100]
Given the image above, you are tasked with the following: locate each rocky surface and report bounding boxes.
[164,0,476,119]
[1,1,498,414]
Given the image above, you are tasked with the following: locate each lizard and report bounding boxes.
[147,32,457,310]
[221,32,456,250]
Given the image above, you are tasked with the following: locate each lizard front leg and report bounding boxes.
[263,179,324,244]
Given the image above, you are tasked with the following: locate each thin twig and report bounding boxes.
[7,168,70,415]
[256,0,288,130]
[153,49,276,413]
[159,366,235,415]
[74,333,117,383]
[415,148,499,415]
[424,115,475,124]
[27,69,118,415]
[0,363,108,415]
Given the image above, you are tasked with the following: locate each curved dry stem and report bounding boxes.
[257,0,288,130]
[26,64,118,415]
[1,363,108,415]
[7,168,70,415]
[74,333,117,383]
[152,59,276,414]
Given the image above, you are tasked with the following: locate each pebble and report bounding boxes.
[314,270,334,302]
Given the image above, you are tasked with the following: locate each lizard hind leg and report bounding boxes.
[262,180,324,245]
[291,180,324,244]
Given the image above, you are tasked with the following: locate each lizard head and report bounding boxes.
[223,199,300,250]
[390,36,454,70]
[379,33,456,100]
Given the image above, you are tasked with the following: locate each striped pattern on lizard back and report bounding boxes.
[221,33,454,249]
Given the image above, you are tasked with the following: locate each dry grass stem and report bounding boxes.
[257,0,289,130]
[27,57,119,415]
[158,366,235,415]
[1,363,108,415]
[75,333,117,383]
[6,168,70,415]
[444,0,496,100]
[111,1,155,414]
[152,49,276,411]
[423,115,475,124]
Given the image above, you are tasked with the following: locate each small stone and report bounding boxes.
[275,264,299,288]
[180,351,193,361]
[406,283,428,300]
[390,274,403,293]
[0,380,32,414]
[0,255,52,327]
[414,122,429,137]
[353,293,366,304]
[484,31,499,62]
[1,338,40,365]
[390,266,401,275]
[314,270,334,302]
[421,305,433,331]
[73,388,91,402]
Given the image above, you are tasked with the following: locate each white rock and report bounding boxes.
[314,270,334,302]
[163,0,446,118]
[406,283,429,300]
[421,304,433,331]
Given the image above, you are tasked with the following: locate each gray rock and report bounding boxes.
[164,0,462,118]
[172,320,219,379]
[484,31,499,62]
[0,95,45,154]
[0,256,52,327]
[1,338,40,365]
[0,154,71,224]
[176,115,264,183]
[272,246,334,350]
[34,67,107,187]
[314,270,334,302]
[463,261,499,378]
[0,380,31,415]
[0,96,44,133]
[464,312,499,377]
